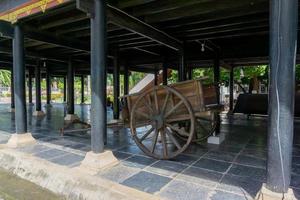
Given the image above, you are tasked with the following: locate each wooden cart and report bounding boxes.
[122,79,223,159]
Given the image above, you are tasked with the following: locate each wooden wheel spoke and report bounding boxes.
[153,89,159,113]
[197,117,212,122]
[166,123,189,137]
[164,100,183,118]
[161,91,170,115]
[135,110,150,119]
[160,131,168,157]
[166,128,182,150]
[166,115,192,123]
[139,126,154,142]
[142,96,154,113]
[150,128,159,153]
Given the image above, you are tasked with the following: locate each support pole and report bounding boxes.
[33,60,44,116]
[63,76,67,103]
[229,66,234,112]
[7,24,35,147]
[46,66,51,106]
[154,70,158,86]
[81,75,85,104]
[67,60,75,115]
[113,52,120,120]
[28,69,33,105]
[124,64,129,95]
[10,68,15,112]
[258,0,298,198]
[13,24,27,134]
[90,0,107,153]
[178,50,186,82]
[162,62,168,85]
[213,54,220,104]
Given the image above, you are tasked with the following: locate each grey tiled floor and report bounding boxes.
[0,104,299,200]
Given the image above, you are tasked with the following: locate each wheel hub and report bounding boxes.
[153,114,164,129]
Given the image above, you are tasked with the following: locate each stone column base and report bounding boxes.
[64,114,79,122]
[8,108,15,113]
[207,132,225,145]
[78,151,119,175]
[6,133,36,148]
[256,184,297,200]
[33,111,45,117]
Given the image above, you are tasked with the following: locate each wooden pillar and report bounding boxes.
[266,0,298,194]
[162,62,168,85]
[81,75,85,104]
[28,69,33,105]
[46,66,51,105]
[63,76,67,103]
[13,24,27,134]
[90,0,107,153]
[35,61,42,112]
[154,70,158,86]
[124,64,129,95]
[178,50,186,82]
[10,68,15,111]
[229,66,234,112]
[213,53,221,134]
[67,60,75,115]
[113,52,120,119]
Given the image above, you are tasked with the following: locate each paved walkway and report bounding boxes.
[0,104,299,200]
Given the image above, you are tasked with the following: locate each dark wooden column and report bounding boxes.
[63,76,67,103]
[229,66,234,112]
[67,60,75,115]
[35,61,42,112]
[178,50,186,82]
[46,66,51,105]
[154,70,158,86]
[162,62,168,85]
[13,24,27,134]
[124,64,129,95]
[81,75,85,104]
[187,67,193,80]
[267,0,298,193]
[10,68,15,111]
[213,53,221,134]
[28,69,33,105]
[90,0,107,153]
[113,52,120,119]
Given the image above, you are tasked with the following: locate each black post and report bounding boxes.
[90,0,107,153]
[35,61,42,112]
[113,52,120,119]
[154,70,158,86]
[267,0,298,193]
[187,67,193,80]
[13,24,27,134]
[124,64,129,95]
[213,53,221,134]
[81,75,85,104]
[10,69,15,110]
[178,50,186,82]
[67,60,75,115]
[46,66,51,105]
[163,62,168,85]
[28,69,33,105]
[63,76,67,103]
[229,66,234,112]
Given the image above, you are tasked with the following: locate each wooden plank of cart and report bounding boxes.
[121,78,223,159]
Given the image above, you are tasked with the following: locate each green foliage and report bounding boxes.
[0,70,11,87]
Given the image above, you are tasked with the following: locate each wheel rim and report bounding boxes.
[130,86,195,159]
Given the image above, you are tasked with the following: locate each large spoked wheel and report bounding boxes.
[130,86,195,159]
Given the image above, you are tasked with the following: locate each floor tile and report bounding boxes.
[99,164,140,183]
[217,174,262,197]
[122,155,157,169]
[121,171,171,194]
[145,160,188,177]
[177,166,223,188]
[235,155,266,169]
[210,190,249,200]
[50,153,84,166]
[34,148,68,160]
[160,179,211,200]
[203,151,236,162]
[171,154,200,165]
[193,158,231,173]
[228,164,266,182]
[113,151,133,160]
